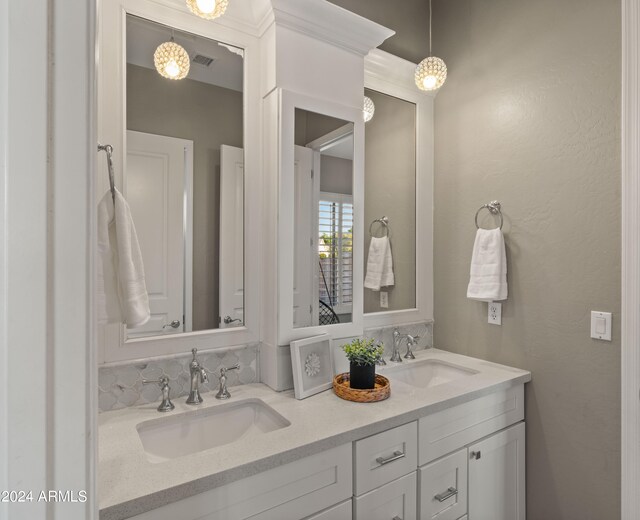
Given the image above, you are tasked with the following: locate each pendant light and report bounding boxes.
[154,38,190,80]
[363,96,375,123]
[186,0,229,20]
[415,0,447,91]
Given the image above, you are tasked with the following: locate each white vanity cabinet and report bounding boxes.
[114,384,526,520]
[128,444,352,520]
[467,422,526,520]
[417,385,526,520]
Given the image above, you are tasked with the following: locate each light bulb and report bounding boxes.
[422,75,437,90]
[186,0,228,20]
[164,59,180,79]
[195,0,216,13]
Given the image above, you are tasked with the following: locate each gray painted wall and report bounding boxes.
[334,0,621,516]
[320,156,353,195]
[432,0,621,518]
[127,64,243,331]
[363,89,416,313]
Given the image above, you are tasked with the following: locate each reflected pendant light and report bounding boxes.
[154,39,190,80]
[186,0,229,20]
[415,0,447,91]
[363,96,375,123]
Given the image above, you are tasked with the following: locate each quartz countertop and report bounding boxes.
[99,348,531,520]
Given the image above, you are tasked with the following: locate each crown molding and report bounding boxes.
[270,0,394,56]
[365,49,436,99]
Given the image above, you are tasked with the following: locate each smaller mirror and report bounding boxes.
[293,109,354,329]
[363,88,417,313]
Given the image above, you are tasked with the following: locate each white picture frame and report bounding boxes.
[290,334,334,400]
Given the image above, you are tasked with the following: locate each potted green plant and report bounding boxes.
[342,338,384,389]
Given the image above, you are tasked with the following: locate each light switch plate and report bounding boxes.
[380,291,388,308]
[590,311,612,341]
[488,302,502,325]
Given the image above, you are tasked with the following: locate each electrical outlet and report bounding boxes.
[380,291,389,308]
[488,302,502,325]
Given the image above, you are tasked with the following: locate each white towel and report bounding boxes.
[97,189,150,328]
[467,228,508,302]
[364,236,394,291]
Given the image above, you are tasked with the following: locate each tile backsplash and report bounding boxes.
[98,344,259,413]
[98,321,433,413]
[363,321,434,357]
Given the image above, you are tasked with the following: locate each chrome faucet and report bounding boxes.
[404,334,420,360]
[215,364,240,400]
[391,329,407,363]
[186,348,209,404]
[142,376,175,412]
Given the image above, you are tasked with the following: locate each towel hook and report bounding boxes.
[369,216,390,238]
[98,143,116,205]
[475,201,503,230]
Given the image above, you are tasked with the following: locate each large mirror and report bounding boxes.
[363,88,417,313]
[124,15,244,340]
[293,109,354,328]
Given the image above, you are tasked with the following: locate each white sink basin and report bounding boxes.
[136,398,290,463]
[382,359,478,388]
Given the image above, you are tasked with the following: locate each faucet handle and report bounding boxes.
[216,364,240,400]
[142,376,175,412]
[220,364,240,376]
[142,375,171,386]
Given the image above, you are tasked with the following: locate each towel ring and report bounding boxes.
[475,201,503,230]
[369,216,390,238]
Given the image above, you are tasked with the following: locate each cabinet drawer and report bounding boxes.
[354,472,417,520]
[419,449,467,520]
[128,444,352,520]
[354,421,418,495]
[419,385,524,465]
[304,500,352,520]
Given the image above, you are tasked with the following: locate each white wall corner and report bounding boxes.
[622,0,640,517]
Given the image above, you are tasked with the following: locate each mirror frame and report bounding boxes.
[363,49,434,328]
[97,0,262,363]
[278,89,365,345]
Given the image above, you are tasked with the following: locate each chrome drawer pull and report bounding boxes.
[376,450,405,466]
[434,486,458,502]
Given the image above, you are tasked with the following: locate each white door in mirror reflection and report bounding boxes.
[125,131,193,337]
[294,146,314,327]
[219,145,244,328]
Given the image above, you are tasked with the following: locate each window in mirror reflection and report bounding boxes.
[125,15,244,339]
[363,89,416,313]
[294,109,354,328]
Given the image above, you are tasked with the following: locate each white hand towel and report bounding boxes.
[364,236,395,291]
[97,189,151,328]
[467,228,508,302]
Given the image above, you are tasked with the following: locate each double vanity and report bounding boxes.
[96,1,529,519]
[99,349,530,520]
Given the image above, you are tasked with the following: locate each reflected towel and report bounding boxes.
[97,189,150,327]
[364,236,394,291]
[467,228,508,302]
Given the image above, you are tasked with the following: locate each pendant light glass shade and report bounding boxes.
[415,56,447,91]
[363,96,375,123]
[415,0,447,91]
[186,0,229,20]
[154,41,190,80]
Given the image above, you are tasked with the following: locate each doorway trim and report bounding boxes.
[621,0,640,517]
